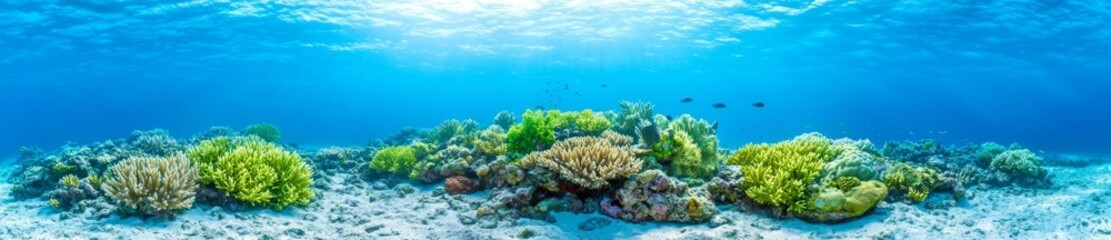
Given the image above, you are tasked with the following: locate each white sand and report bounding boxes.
[2,160,1110,240]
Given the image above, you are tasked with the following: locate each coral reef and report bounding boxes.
[600,170,715,223]
[426,119,479,146]
[102,155,198,217]
[520,136,643,190]
[473,125,508,157]
[242,123,281,143]
[571,109,612,135]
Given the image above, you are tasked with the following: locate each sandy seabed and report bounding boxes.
[2,159,1109,240]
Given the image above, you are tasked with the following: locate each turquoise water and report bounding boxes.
[1,0,1108,157]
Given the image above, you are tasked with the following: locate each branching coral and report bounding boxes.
[725,133,838,211]
[883,163,942,203]
[129,129,180,156]
[242,123,281,143]
[494,111,516,130]
[186,136,314,210]
[990,149,1045,179]
[427,119,479,146]
[615,101,654,136]
[507,110,557,156]
[520,136,643,189]
[572,109,612,135]
[370,146,419,178]
[473,125,508,157]
[102,155,198,216]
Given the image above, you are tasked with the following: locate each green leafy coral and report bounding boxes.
[370,146,419,179]
[186,136,314,210]
[507,109,557,156]
[614,101,654,136]
[883,163,942,203]
[242,123,281,143]
[725,133,838,211]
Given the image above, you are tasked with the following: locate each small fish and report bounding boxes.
[565,84,569,90]
[712,103,727,109]
[665,115,674,120]
[601,84,607,88]
[680,97,693,103]
[711,121,719,131]
[752,102,765,108]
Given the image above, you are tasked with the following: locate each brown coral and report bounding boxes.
[521,136,643,189]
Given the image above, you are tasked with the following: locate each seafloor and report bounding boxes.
[2,163,1110,239]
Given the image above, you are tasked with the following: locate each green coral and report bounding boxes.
[243,123,281,143]
[186,136,315,210]
[803,180,888,220]
[370,146,419,178]
[507,109,557,156]
[86,173,102,188]
[427,119,479,146]
[819,147,881,183]
[51,161,77,175]
[572,109,612,135]
[615,101,654,136]
[990,149,1045,179]
[976,142,1006,167]
[665,115,720,179]
[48,198,61,208]
[494,111,516,130]
[473,125,508,157]
[830,176,862,192]
[726,133,838,211]
[883,163,942,203]
[60,174,80,188]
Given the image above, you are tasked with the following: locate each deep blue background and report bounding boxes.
[1,1,1109,158]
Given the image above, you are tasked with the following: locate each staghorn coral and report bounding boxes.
[102,155,198,217]
[507,109,557,156]
[242,123,281,143]
[725,132,838,212]
[187,136,315,210]
[60,174,80,188]
[494,111,516,130]
[520,136,643,189]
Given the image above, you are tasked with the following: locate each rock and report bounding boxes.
[709,215,731,228]
[478,218,498,229]
[285,228,305,237]
[364,224,385,233]
[445,176,477,195]
[459,215,478,225]
[578,217,612,231]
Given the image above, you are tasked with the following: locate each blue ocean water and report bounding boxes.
[1,0,1109,159]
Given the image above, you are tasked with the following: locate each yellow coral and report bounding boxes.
[726,133,838,210]
[60,174,80,188]
[520,136,643,189]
